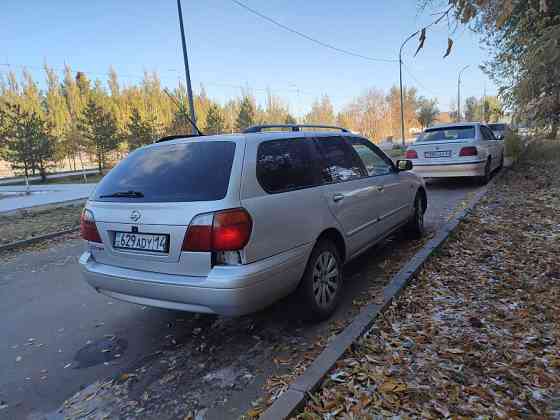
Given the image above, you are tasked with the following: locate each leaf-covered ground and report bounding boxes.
[296,140,560,419]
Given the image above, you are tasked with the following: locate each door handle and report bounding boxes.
[332,193,345,202]
[376,186,385,193]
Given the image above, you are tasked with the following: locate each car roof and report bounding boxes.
[143,130,355,149]
[428,122,482,129]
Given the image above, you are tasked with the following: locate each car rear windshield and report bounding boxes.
[93,141,236,202]
[418,126,475,142]
[488,123,506,131]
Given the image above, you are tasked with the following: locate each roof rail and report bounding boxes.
[243,124,349,133]
[155,134,203,143]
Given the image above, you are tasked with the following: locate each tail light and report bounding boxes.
[459,146,478,157]
[405,149,418,159]
[80,209,102,243]
[182,208,252,252]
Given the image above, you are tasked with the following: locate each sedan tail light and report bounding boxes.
[80,209,102,243]
[405,149,418,159]
[459,146,478,156]
[182,208,252,252]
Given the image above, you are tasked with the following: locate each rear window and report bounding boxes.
[93,141,236,202]
[418,126,475,142]
[256,139,318,193]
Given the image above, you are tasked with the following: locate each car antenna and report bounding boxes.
[163,88,204,136]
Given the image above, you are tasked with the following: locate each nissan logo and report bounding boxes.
[130,210,141,222]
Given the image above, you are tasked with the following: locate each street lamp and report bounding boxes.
[457,65,470,122]
[176,0,198,134]
[399,30,420,147]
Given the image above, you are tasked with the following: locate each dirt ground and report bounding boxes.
[0,205,82,246]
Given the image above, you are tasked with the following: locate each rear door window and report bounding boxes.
[347,137,394,176]
[256,139,320,193]
[94,141,236,202]
[314,136,365,183]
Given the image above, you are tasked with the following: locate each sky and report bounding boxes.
[0,0,496,116]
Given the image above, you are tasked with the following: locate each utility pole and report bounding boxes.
[176,0,198,134]
[399,30,420,147]
[457,65,470,122]
[481,83,486,123]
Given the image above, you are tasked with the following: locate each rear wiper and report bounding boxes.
[100,190,144,198]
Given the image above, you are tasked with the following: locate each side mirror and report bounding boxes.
[396,159,413,171]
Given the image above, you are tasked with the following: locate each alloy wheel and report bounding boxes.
[312,251,339,308]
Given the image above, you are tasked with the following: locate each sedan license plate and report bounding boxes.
[425,150,451,158]
[113,232,169,253]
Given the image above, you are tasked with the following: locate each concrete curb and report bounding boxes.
[261,179,497,419]
[0,227,80,252]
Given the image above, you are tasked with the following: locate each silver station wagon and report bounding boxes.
[80,125,427,320]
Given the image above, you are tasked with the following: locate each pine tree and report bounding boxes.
[62,66,86,170]
[205,103,224,135]
[0,103,55,180]
[127,107,160,150]
[78,99,119,172]
[44,64,70,164]
[236,96,255,131]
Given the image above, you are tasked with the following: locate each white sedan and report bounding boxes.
[405,122,504,184]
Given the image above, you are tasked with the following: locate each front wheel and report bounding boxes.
[404,193,425,239]
[298,239,343,321]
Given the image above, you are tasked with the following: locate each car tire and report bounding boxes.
[298,239,343,321]
[404,192,425,239]
[498,154,504,170]
[478,158,492,185]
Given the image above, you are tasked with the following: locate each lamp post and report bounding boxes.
[176,0,198,134]
[457,65,470,122]
[399,30,420,147]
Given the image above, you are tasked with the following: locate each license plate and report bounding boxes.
[425,150,451,158]
[113,232,169,253]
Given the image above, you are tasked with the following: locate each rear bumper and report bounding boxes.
[411,160,486,178]
[79,244,311,316]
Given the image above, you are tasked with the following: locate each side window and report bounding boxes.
[484,126,496,140]
[314,136,365,183]
[256,139,319,193]
[480,126,493,141]
[347,137,394,176]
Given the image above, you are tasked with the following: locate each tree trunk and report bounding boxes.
[551,119,559,140]
[39,161,47,183]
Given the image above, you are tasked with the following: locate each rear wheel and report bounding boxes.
[404,193,425,239]
[478,158,492,185]
[298,239,343,321]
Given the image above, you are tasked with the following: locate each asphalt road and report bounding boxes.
[0,179,480,419]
